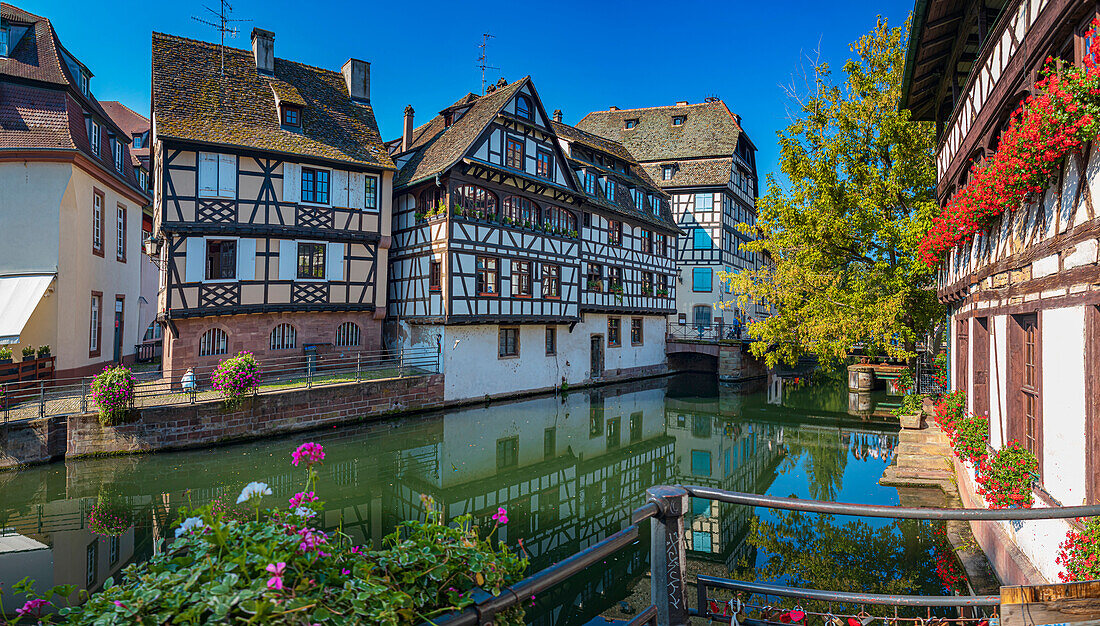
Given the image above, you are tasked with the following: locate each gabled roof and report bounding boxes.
[100,101,149,167]
[151,32,394,170]
[0,3,146,197]
[575,100,746,163]
[394,78,529,187]
[551,120,677,232]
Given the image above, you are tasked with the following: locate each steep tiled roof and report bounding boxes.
[100,101,149,167]
[394,79,528,186]
[642,158,735,189]
[575,100,744,162]
[551,120,676,232]
[151,32,394,170]
[0,3,146,197]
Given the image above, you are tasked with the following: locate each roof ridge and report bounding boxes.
[584,101,727,115]
[151,31,347,79]
[100,100,150,123]
[0,2,46,22]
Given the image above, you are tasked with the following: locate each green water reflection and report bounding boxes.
[0,373,953,624]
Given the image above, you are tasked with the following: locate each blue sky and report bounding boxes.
[24,0,913,178]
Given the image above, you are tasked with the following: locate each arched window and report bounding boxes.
[143,321,161,342]
[515,95,532,120]
[270,323,297,350]
[335,322,361,347]
[543,206,576,231]
[454,184,497,215]
[502,196,539,225]
[199,328,228,356]
[419,187,443,214]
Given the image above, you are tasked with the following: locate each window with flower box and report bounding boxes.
[454,184,496,216]
[587,263,603,292]
[608,266,623,292]
[502,196,539,225]
[1010,313,1042,474]
[544,206,576,232]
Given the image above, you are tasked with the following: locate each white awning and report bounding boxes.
[0,274,55,345]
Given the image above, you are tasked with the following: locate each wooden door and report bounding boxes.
[590,335,603,379]
[112,297,125,363]
[955,317,969,394]
[973,317,990,419]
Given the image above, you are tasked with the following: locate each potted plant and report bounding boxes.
[0,346,11,364]
[91,365,136,426]
[586,279,603,292]
[36,345,50,358]
[211,351,261,410]
[893,393,924,429]
[656,286,669,298]
[21,346,36,361]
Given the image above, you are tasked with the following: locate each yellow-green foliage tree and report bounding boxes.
[721,17,942,368]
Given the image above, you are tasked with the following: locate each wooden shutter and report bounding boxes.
[326,242,344,280]
[218,154,236,198]
[238,238,256,280]
[282,163,301,203]
[279,240,298,280]
[331,170,349,208]
[349,172,365,209]
[198,153,218,197]
[185,237,206,283]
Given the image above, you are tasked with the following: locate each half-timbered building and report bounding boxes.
[387,77,677,401]
[0,3,151,377]
[901,0,1100,584]
[575,100,766,331]
[151,28,394,379]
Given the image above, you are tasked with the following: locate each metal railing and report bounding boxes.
[428,484,1100,626]
[0,346,440,425]
[667,322,745,343]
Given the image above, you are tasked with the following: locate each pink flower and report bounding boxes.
[266,562,286,591]
[341,568,351,575]
[291,442,325,467]
[289,491,317,508]
[492,507,508,525]
[16,598,51,617]
[113,601,125,608]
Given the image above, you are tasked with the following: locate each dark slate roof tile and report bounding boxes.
[575,100,743,162]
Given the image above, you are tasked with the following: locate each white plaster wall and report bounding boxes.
[1040,306,1086,506]
[989,314,1009,447]
[0,162,64,274]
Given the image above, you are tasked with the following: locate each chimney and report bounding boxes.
[609,106,619,111]
[552,109,562,123]
[251,28,275,75]
[675,100,688,106]
[342,58,370,102]
[401,105,415,152]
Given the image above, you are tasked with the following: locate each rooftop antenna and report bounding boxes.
[192,0,250,75]
[477,33,499,95]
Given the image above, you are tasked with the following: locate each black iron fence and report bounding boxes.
[667,321,745,343]
[0,346,440,425]
[426,484,1100,626]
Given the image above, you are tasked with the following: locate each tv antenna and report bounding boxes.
[477,33,499,95]
[192,0,250,74]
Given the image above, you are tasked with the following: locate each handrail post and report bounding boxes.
[38,382,45,418]
[80,378,88,414]
[646,485,690,626]
[356,352,361,382]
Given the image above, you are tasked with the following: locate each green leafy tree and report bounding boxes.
[721,17,942,368]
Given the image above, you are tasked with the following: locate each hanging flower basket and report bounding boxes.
[211,352,260,408]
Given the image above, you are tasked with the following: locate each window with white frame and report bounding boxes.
[198,152,237,198]
[90,120,100,156]
[79,72,89,95]
[113,139,123,172]
[662,165,673,180]
[92,192,103,252]
[89,294,101,352]
[116,205,126,261]
[695,193,714,211]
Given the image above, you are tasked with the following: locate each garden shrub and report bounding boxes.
[211,351,260,407]
[892,393,924,418]
[4,441,529,625]
[975,441,1039,509]
[91,366,135,426]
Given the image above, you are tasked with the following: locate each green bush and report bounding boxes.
[892,393,924,418]
[210,351,260,407]
[6,441,529,625]
[0,346,11,361]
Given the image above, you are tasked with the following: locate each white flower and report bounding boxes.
[174,516,205,538]
[293,506,317,519]
[236,481,273,505]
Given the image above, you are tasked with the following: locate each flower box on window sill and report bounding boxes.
[585,280,603,292]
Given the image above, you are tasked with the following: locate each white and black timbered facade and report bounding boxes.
[152,29,395,378]
[575,100,768,328]
[387,77,676,401]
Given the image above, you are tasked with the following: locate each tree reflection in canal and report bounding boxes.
[0,373,948,625]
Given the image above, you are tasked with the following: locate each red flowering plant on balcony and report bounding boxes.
[1056,516,1100,582]
[975,441,1039,509]
[919,20,1100,267]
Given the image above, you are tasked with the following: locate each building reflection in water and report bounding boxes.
[0,373,903,625]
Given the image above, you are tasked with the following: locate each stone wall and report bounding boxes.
[0,374,442,471]
[718,343,767,382]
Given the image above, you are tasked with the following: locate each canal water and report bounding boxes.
[0,372,957,624]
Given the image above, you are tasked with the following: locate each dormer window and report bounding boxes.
[624,119,638,129]
[89,120,101,156]
[515,95,532,120]
[132,133,143,149]
[79,72,90,96]
[672,115,685,126]
[112,138,123,173]
[281,104,301,128]
[662,164,674,180]
[0,21,9,57]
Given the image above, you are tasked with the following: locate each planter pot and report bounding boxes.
[0,358,11,364]
[899,412,922,430]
